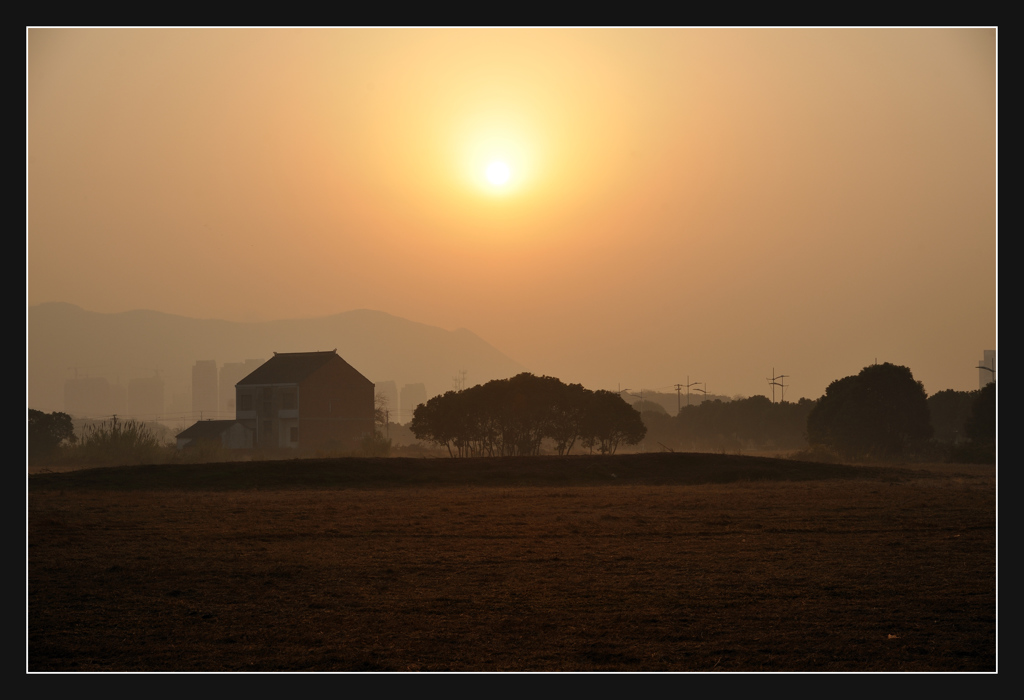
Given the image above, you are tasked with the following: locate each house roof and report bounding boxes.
[236,350,366,386]
[176,420,244,441]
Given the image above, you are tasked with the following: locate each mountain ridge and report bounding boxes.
[28,302,527,418]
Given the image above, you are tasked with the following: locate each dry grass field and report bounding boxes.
[28,454,996,672]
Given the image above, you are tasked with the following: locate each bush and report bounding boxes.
[28,409,75,465]
[360,431,392,457]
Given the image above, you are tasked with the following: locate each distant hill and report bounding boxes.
[27,303,527,419]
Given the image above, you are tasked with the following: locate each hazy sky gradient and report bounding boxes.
[28,28,996,400]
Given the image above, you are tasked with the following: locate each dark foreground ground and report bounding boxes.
[29,453,996,672]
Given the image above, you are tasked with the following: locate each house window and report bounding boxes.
[238,394,252,411]
[290,427,299,443]
[283,391,297,410]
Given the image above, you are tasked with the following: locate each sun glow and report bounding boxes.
[451,114,541,199]
[486,161,511,185]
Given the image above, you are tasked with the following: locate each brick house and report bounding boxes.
[235,350,374,451]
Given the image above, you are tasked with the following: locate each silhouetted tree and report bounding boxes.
[580,390,647,455]
[363,391,393,457]
[547,381,590,455]
[651,396,813,453]
[953,382,995,463]
[964,382,995,443]
[807,363,932,460]
[374,390,390,430]
[927,389,980,444]
[410,374,646,457]
[410,391,464,457]
[28,409,75,464]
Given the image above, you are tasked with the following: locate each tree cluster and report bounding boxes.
[807,363,932,460]
[927,388,981,444]
[635,365,993,463]
[642,395,816,453]
[410,373,646,457]
[28,409,75,464]
[951,381,995,463]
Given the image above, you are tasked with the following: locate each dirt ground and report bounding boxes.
[28,455,996,672]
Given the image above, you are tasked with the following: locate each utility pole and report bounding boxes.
[766,369,790,404]
[767,368,781,404]
[678,377,702,409]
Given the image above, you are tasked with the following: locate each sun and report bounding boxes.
[485,160,511,186]
[453,121,535,197]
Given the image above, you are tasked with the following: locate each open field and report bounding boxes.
[29,454,996,672]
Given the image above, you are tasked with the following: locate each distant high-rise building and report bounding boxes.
[192,360,218,420]
[400,383,427,424]
[979,350,996,388]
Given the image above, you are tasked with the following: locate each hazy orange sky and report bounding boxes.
[28,28,996,400]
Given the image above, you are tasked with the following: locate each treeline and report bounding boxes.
[636,367,993,462]
[411,373,646,457]
[804,363,994,462]
[642,396,816,454]
[930,383,995,463]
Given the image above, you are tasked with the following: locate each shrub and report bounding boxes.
[360,431,392,457]
[28,409,75,465]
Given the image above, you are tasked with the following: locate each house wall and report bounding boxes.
[235,384,299,449]
[298,359,375,451]
[234,356,374,451]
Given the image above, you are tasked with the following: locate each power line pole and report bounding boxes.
[766,369,790,403]
[677,377,702,409]
[767,368,781,404]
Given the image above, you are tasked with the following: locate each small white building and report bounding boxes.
[175,420,253,450]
